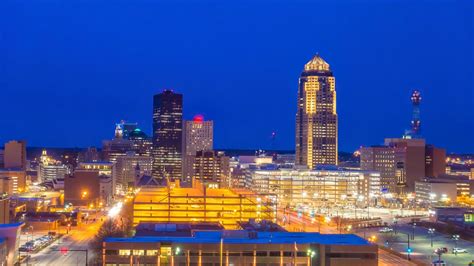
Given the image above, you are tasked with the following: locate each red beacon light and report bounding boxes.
[193,114,204,123]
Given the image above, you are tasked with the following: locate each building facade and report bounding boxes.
[0,169,26,194]
[425,145,446,178]
[361,138,436,193]
[77,162,116,195]
[3,141,26,169]
[415,180,457,205]
[247,167,380,208]
[295,55,338,168]
[182,116,213,180]
[360,145,406,193]
[128,128,153,157]
[132,184,275,228]
[115,152,153,190]
[64,169,101,206]
[38,150,69,183]
[193,150,230,187]
[103,229,377,266]
[152,90,183,181]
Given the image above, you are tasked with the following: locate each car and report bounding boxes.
[379,227,393,233]
[452,247,467,254]
[432,260,446,266]
[434,247,448,254]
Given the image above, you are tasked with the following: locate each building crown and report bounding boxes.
[304,54,330,71]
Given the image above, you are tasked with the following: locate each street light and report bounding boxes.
[452,234,460,256]
[411,223,416,240]
[307,249,315,266]
[398,232,411,261]
[428,228,435,247]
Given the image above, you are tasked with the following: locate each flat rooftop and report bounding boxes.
[106,231,370,246]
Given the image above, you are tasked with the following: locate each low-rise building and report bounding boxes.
[103,224,377,266]
[0,169,26,194]
[247,166,381,208]
[132,181,275,228]
[415,180,457,205]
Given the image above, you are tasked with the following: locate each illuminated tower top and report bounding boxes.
[304,54,330,72]
[404,90,422,139]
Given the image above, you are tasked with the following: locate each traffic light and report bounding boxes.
[60,246,69,255]
[407,248,412,254]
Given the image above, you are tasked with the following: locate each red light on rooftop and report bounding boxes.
[193,114,204,123]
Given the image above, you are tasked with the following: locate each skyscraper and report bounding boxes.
[152,90,183,181]
[295,54,338,168]
[182,115,213,180]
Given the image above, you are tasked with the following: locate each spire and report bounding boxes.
[304,53,330,72]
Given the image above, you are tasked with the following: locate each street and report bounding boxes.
[359,224,474,266]
[24,214,105,266]
[278,208,428,266]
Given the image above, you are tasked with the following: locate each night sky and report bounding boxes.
[1,1,473,153]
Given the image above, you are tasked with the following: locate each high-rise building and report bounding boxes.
[128,128,153,157]
[115,152,153,190]
[360,145,406,193]
[4,140,27,169]
[193,150,230,187]
[102,138,133,163]
[182,115,213,180]
[295,54,338,168]
[152,90,183,181]
[361,138,430,193]
[385,138,426,192]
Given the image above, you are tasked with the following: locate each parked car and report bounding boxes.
[434,247,448,254]
[379,227,393,233]
[452,247,467,254]
[432,260,446,266]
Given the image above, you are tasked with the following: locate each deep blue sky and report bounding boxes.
[1,0,473,153]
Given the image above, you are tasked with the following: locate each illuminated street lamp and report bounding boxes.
[452,234,460,256]
[428,228,435,247]
[81,191,88,199]
[307,249,315,266]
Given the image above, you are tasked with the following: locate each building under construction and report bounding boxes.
[132,181,276,228]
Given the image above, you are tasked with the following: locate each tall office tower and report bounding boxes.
[295,54,338,169]
[182,115,213,180]
[152,90,183,181]
[4,140,27,169]
[128,128,153,157]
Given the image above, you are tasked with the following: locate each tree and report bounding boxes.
[89,219,126,264]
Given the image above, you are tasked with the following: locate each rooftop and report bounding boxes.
[106,231,370,245]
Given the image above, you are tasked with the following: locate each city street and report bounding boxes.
[278,209,419,266]
[359,224,474,266]
[24,214,105,265]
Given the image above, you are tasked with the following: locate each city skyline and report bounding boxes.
[2,1,473,153]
